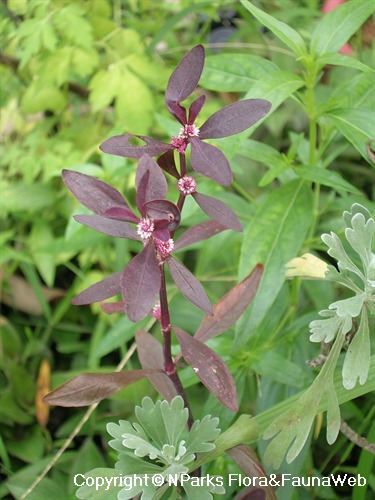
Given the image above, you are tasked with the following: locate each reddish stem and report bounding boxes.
[159,263,194,429]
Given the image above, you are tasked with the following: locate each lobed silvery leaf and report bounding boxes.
[342,308,370,389]
[135,397,169,448]
[309,310,352,343]
[328,293,366,317]
[326,381,340,445]
[343,203,372,228]
[122,430,161,460]
[321,231,363,280]
[160,396,189,448]
[184,415,221,454]
[345,211,374,269]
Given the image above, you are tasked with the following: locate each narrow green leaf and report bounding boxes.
[296,166,361,194]
[240,0,307,58]
[200,54,278,92]
[310,0,374,56]
[236,180,313,348]
[325,108,375,165]
[316,53,374,72]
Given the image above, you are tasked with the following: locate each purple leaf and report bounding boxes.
[43,370,158,407]
[136,330,178,401]
[74,214,140,240]
[166,45,205,121]
[144,199,181,230]
[174,327,238,411]
[136,155,168,204]
[174,221,228,251]
[100,134,172,158]
[190,137,232,186]
[235,489,267,500]
[157,150,180,179]
[195,264,264,343]
[167,256,212,315]
[100,301,125,314]
[122,242,161,322]
[199,99,272,139]
[193,192,242,232]
[72,271,122,306]
[62,170,129,215]
[104,207,139,223]
[188,95,206,124]
[153,227,170,242]
[228,445,277,500]
[136,170,149,217]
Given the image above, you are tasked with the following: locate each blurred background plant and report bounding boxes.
[0,0,374,499]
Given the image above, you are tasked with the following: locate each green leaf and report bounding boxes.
[316,53,374,72]
[236,180,313,348]
[325,108,375,164]
[29,221,56,287]
[326,382,340,445]
[200,54,278,92]
[75,468,122,500]
[251,351,310,388]
[330,72,374,109]
[21,82,67,113]
[240,0,308,58]
[342,309,370,389]
[295,166,361,194]
[310,0,374,56]
[89,67,121,112]
[69,439,106,494]
[115,69,154,133]
[5,426,45,463]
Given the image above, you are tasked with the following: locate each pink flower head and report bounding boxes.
[178,176,197,195]
[137,217,154,240]
[155,238,174,258]
[151,302,161,320]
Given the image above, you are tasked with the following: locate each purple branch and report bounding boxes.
[159,263,194,429]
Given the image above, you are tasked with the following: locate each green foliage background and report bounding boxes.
[1,0,374,499]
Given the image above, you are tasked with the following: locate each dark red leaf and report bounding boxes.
[188,95,206,124]
[74,214,140,240]
[174,221,228,251]
[189,137,232,186]
[157,150,180,179]
[199,99,272,139]
[136,155,168,205]
[72,271,122,306]
[228,445,277,500]
[122,242,161,322]
[43,370,159,407]
[136,330,178,401]
[100,301,125,314]
[192,192,242,232]
[153,227,170,242]
[235,488,267,500]
[62,170,129,215]
[195,265,264,342]
[100,134,172,158]
[174,327,238,411]
[166,45,205,120]
[167,256,212,315]
[104,207,139,223]
[144,199,180,230]
[136,170,150,217]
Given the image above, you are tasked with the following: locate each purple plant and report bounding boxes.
[45,45,270,425]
